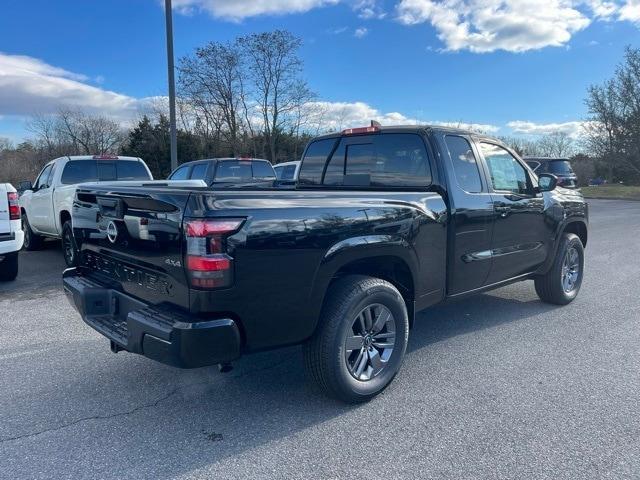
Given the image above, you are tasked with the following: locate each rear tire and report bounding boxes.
[22,214,43,251]
[534,233,584,305]
[62,221,79,267]
[0,252,19,281]
[303,275,409,403]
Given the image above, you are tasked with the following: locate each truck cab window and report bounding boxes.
[480,143,530,195]
[170,165,190,180]
[189,164,208,180]
[35,164,53,190]
[445,135,482,193]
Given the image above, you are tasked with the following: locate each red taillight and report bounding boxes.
[187,256,231,272]
[184,218,244,289]
[7,192,20,220]
[342,126,380,135]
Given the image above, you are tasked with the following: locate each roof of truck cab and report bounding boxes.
[64,155,142,161]
[312,124,486,141]
[177,157,271,165]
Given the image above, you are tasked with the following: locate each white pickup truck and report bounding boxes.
[0,183,23,281]
[19,155,154,266]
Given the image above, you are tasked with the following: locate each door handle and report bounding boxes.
[495,205,511,218]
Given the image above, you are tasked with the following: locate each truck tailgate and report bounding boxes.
[72,186,193,310]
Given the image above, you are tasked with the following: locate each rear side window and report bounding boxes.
[444,135,482,193]
[170,165,190,180]
[116,161,151,180]
[299,134,431,187]
[252,161,276,179]
[189,164,208,180]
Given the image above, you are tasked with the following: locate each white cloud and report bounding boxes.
[0,52,150,121]
[619,0,640,22]
[170,0,339,20]
[354,27,369,37]
[308,100,499,133]
[507,120,588,138]
[397,0,593,53]
[353,0,387,19]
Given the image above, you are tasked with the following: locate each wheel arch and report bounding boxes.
[310,243,418,330]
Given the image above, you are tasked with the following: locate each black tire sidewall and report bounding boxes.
[330,282,409,401]
[0,252,18,281]
[22,216,32,250]
[62,222,77,267]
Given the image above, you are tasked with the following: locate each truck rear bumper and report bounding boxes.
[63,267,241,368]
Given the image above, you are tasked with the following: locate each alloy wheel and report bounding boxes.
[561,246,580,293]
[345,303,396,381]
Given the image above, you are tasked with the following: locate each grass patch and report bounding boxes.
[581,185,640,201]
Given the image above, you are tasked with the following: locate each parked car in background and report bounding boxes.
[0,183,23,281]
[274,160,301,182]
[168,158,276,187]
[19,155,153,266]
[64,125,588,403]
[589,177,607,186]
[524,157,578,188]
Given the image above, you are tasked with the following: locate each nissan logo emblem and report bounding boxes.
[106,221,118,244]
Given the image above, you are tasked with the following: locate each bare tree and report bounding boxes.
[238,30,314,162]
[179,41,246,155]
[536,131,575,157]
[56,109,124,155]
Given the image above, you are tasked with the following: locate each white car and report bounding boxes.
[19,155,153,266]
[273,160,301,182]
[0,183,24,281]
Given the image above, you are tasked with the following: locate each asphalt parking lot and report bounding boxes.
[1,199,639,479]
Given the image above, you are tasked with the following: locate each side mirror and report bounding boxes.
[18,180,33,192]
[537,173,558,192]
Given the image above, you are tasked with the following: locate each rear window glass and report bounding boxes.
[299,134,431,187]
[298,139,337,185]
[276,164,297,180]
[61,160,150,184]
[170,165,190,180]
[547,160,574,174]
[215,161,252,181]
[190,164,208,180]
[252,161,276,179]
[116,161,150,180]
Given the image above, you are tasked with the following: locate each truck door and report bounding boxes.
[477,141,551,283]
[438,134,495,295]
[29,163,56,234]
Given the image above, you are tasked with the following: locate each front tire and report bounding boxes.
[0,252,19,281]
[535,233,584,305]
[303,275,409,403]
[62,221,79,267]
[22,214,43,251]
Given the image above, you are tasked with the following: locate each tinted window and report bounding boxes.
[169,165,190,180]
[189,164,208,180]
[35,164,53,189]
[525,160,541,171]
[61,161,98,185]
[252,161,276,179]
[97,161,117,181]
[214,160,253,182]
[277,164,297,180]
[445,136,482,193]
[302,134,431,187]
[547,160,573,174]
[480,143,530,195]
[298,139,338,185]
[116,161,151,180]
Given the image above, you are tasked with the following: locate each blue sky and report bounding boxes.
[0,0,639,142]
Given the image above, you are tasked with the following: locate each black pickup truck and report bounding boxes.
[63,125,588,402]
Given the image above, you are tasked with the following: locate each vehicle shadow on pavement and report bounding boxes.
[1,286,561,478]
